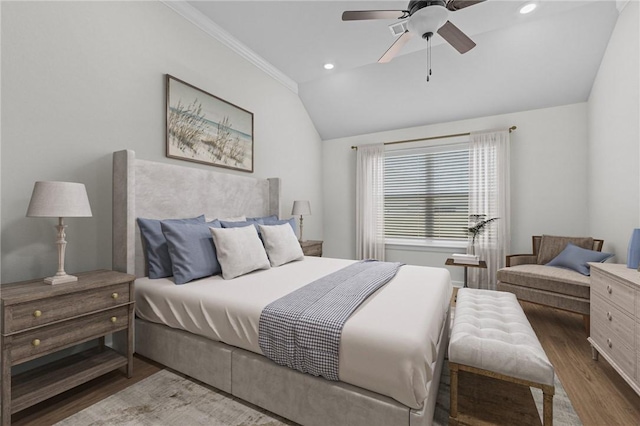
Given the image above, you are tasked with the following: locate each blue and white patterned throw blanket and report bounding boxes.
[258,260,403,381]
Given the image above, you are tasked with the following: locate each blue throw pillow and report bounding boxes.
[262,217,297,234]
[546,243,613,276]
[137,215,205,279]
[161,219,222,284]
[220,219,259,229]
[247,215,278,224]
[220,218,273,235]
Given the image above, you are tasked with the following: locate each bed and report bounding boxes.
[112,149,452,426]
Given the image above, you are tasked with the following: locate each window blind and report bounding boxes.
[384,145,469,242]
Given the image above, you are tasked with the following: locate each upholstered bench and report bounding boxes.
[449,288,555,425]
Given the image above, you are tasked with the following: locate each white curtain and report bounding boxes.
[356,144,385,261]
[468,129,511,289]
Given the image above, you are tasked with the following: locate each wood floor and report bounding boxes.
[10,302,640,425]
[521,301,640,425]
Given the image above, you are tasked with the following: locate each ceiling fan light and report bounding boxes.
[519,3,537,14]
[407,5,449,37]
[323,63,334,70]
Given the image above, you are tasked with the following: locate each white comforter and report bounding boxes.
[135,256,452,409]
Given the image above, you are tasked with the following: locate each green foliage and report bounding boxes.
[467,215,499,246]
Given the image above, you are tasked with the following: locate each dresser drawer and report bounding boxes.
[10,305,130,364]
[591,294,635,343]
[591,318,636,378]
[591,270,635,315]
[6,283,130,333]
[637,321,640,381]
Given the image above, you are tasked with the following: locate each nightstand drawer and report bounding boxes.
[304,245,322,256]
[300,240,323,257]
[10,305,130,364]
[6,283,130,333]
[591,294,635,343]
[592,270,635,315]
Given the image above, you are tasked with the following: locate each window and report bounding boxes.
[384,143,469,245]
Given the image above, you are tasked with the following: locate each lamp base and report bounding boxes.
[44,274,78,285]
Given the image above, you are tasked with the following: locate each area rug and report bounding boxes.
[55,361,581,426]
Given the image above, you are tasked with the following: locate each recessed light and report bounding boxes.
[519,3,537,14]
[323,63,335,70]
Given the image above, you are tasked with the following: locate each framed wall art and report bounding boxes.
[166,75,254,172]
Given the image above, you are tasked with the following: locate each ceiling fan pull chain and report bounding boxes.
[429,35,432,77]
[426,42,430,82]
[426,33,432,82]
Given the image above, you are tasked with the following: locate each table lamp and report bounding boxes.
[26,181,93,284]
[291,200,311,242]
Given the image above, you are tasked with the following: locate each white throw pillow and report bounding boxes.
[209,225,270,279]
[258,223,304,267]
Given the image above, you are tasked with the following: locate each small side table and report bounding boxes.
[445,258,487,288]
[300,240,323,257]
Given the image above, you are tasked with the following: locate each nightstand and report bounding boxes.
[300,240,323,257]
[445,258,487,288]
[1,269,135,425]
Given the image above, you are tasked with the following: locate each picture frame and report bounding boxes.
[166,74,254,173]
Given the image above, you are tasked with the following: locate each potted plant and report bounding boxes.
[467,214,499,255]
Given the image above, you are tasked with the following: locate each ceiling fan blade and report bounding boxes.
[342,10,407,21]
[378,31,414,63]
[437,21,476,54]
[446,0,485,11]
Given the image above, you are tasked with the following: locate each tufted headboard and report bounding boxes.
[112,150,281,277]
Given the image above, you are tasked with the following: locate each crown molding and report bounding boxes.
[161,1,298,94]
[616,0,629,13]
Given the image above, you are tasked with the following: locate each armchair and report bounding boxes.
[497,235,604,333]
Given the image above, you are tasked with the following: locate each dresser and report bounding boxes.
[1,270,135,425]
[300,240,323,257]
[588,263,640,396]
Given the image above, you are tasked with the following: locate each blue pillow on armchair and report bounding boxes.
[546,243,613,276]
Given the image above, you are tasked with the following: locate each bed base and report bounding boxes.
[113,150,449,425]
[135,309,449,426]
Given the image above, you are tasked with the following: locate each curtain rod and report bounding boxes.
[350,126,517,150]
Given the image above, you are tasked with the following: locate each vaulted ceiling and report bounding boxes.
[186,1,620,140]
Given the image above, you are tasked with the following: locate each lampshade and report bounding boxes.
[291,200,311,216]
[27,181,92,218]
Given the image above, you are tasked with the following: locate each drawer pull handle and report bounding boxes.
[607,338,612,348]
[111,292,119,300]
[606,285,612,294]
[110,316,117,323]
[32,339,41,347]
[606,312,612,321]
[33,310,42,318]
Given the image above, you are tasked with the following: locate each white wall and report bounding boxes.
[323,103,589,284]
[1,1,323,283]
[588,0,640,261]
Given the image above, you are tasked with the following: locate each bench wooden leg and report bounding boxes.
[449,363,459,425]
[543,384,554,426]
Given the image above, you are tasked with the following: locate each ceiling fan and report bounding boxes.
[342,0,485,66]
